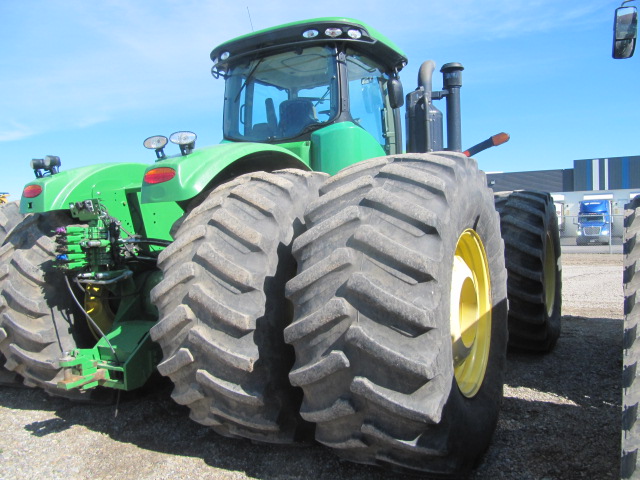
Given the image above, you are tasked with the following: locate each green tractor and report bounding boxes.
[0,17,561,477]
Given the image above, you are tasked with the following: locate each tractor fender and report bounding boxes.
[141,143,310,204]
[20,163,148,214]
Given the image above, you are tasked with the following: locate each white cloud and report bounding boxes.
[0,122,34,142]
[75,115,111,129]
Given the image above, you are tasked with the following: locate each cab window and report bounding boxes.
[345,49,398,154]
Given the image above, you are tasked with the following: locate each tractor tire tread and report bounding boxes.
[285,153,508,476]
[0,212,93,400]
[150,169,326,444]
[495,190,562,352]
[623,196,640,479]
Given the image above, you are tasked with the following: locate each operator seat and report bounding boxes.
[249,123,275,141]
[279,99,317,137]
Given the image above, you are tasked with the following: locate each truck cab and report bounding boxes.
[577,199,612,245]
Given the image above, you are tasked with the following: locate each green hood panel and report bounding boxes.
[20,162,183,241]
[21,163,148,214]
[141,142,309,204]
[310,122,386,175]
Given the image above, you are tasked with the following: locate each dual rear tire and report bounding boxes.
[150,169,326,444]
[494,191,562,352]
[284,153,508,476]
[0,212,92,398]
[150,156,509,475]
[0,202,25,386]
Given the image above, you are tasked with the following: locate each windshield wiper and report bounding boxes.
[235,58,264,102]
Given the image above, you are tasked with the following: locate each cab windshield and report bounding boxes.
[223,46,338,142]
[579,215,605,223]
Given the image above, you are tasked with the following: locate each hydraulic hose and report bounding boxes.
[64,275,121,363]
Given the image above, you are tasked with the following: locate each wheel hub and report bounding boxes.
[544,232,556,316]
[450,229,492,398]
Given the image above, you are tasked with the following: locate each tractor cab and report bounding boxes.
[211,18,408,157]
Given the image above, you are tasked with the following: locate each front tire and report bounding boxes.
[150,169,326,444]
[285,153,508,476]
[494,191,562,352]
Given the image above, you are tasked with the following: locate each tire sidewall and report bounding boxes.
[437,162,508,467]
[543,200,562,342]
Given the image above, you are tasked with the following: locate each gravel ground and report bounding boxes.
[0,253,623,480]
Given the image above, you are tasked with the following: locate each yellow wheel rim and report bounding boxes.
[450,229,492,398]
[84,285,115,340]
[543,232,556,316]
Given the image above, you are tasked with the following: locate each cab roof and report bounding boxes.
[211,17,408,73]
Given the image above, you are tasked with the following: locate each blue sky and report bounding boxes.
[1,1,638,200]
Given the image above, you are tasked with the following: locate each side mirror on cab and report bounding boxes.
[613,3,638,59]
[388,78,404,109]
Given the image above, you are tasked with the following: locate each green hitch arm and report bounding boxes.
[57,321,161,391]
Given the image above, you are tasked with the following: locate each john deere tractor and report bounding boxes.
[0,18,561,477]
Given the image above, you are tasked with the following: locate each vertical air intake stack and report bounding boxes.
[406,60,443,153]
[406,61,464,153]
[441,62,464,152]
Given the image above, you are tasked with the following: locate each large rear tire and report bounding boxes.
[150,169,326,444]
[622,196,640,478]
[0,201,26,386]
[285,153,508,476]
[0,212,92,398]
[494,190,561,352]
[0,201,23,243]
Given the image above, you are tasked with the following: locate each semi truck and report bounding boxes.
[576,199,613,245]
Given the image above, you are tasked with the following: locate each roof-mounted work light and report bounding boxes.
[31,155,61,178]
[170,131,197,156]
[144,135,169,159]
